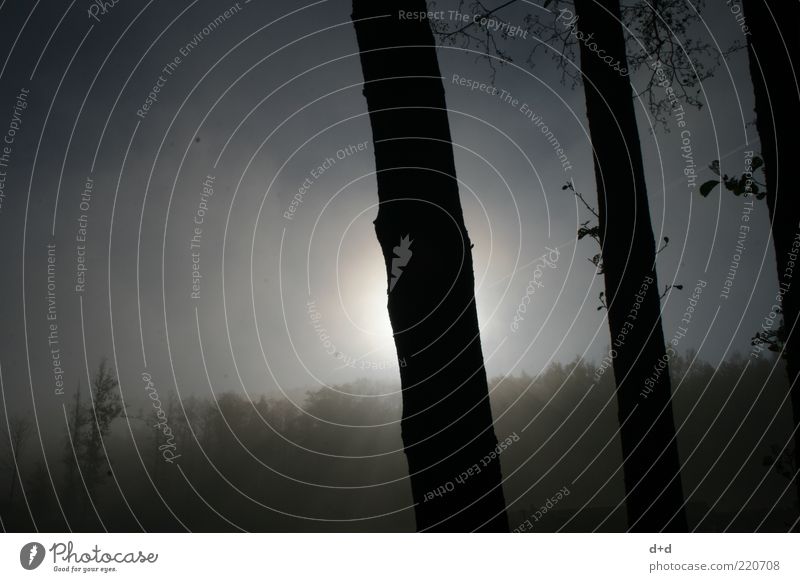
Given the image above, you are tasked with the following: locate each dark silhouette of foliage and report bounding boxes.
[699,156,767,200]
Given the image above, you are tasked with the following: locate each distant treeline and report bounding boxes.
[1,352,796,532]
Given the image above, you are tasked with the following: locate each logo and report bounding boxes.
[389,234,413,292]
[20,542,45,570]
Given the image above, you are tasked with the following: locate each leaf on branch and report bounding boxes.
[589,253,603,273]
[597,291,607,310]
[699,180,720,197]
[577,224,600,241]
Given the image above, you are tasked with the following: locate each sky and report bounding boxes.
[0,0,781,430]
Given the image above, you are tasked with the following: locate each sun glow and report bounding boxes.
[335,247,398,368]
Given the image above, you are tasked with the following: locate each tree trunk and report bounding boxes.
[63,383,82,521]
[743,0,800,525]
[573,0,688,531]
[352,0,509,531]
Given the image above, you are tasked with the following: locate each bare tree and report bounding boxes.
[61,362,124,527]
[62,381,85,504]
[83,360,124,487]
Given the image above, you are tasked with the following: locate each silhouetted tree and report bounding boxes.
[83,360,124,486]
[352,0,509,531]
[568,0,688,531]
[437,0,713,531]
[61,362,124,527]
[741,0,800,522]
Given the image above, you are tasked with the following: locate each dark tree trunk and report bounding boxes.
[743,0,800,524]
[352,0,509,531]
[573,0,688,531]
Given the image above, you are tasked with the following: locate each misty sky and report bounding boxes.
[0,0,779,433]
